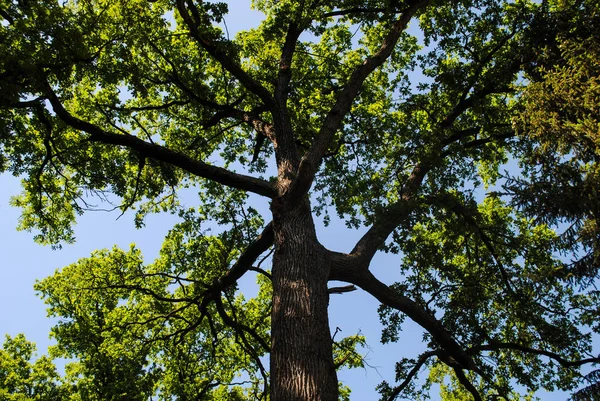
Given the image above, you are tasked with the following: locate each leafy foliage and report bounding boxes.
[0,334,66,400]
[1,0,599,400]
[33,223,272,400]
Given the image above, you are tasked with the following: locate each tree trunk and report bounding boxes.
[270,197,338,401]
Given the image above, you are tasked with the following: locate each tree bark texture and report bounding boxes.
[270,198,338,401]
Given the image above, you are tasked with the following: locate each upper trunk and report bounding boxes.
[270,197,338,401]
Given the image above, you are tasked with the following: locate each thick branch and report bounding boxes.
[213,222,274,291]
[349,90,516,264]
[275,22,302,104]
[271,21,304,172]
[330,262,479,374]
[453,367,483,401]
[238,111,277,143]
[175,0,275,108]
[350,161,429,263]
[44,84,277,198]
[286,0,430,202]
[327,284,357,294]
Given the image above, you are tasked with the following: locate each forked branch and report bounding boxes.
[286,0,430,203]
[212,222,274,291]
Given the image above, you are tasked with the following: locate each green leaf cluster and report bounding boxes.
[0,334,66,401]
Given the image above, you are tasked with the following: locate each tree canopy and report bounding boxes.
[1,0,599,400]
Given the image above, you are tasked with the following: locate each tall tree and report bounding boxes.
[1,0,599,400]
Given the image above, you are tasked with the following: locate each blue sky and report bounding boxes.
[0,1,582,400]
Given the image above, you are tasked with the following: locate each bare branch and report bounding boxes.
[248,266,273,281]
[212,222,274,291]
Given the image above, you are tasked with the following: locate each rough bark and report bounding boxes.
[270,197,338,401]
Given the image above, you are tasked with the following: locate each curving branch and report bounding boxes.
[286,0,430,203]
[329,261,480,375]
[345,27,527,264]
[212,222,274,291]
[175,0,275,108]
[350,161,430,265]
[472,342,600,368]
[43,82,278,198]
[348,86,518,268]
[384,351,439,401]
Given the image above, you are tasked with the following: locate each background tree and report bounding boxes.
[0,334,67,400]
[1,0,599,400]
[34,223,273,400]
